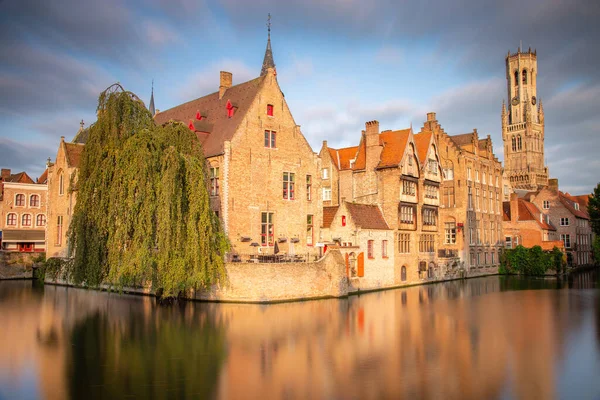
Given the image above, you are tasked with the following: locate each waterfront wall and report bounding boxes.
[0,252,37,279]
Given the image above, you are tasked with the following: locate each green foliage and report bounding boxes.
[37,257,73,282]
[593,236,600,266]
[32,252,46,264]
[68,84,229,297]
[500,245,563,276]
[589,182,600,236]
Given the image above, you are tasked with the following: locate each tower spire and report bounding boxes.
[149,79,155,116]
[260,13,275,76]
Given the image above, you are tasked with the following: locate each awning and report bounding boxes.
[1,229,45,243]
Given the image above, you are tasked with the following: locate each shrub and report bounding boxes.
[500,245,563,276]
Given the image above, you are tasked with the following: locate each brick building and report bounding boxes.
[0,169,47,252]
[153,32,322,259]
[418,112,503,271]
[46,137,84,257]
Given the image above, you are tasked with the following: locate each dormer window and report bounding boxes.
[267,104,274,116]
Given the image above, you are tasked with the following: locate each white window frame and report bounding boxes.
[322,187,332,201]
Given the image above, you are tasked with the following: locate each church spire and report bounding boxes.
[149,79,155,116]
[260,13,275,76]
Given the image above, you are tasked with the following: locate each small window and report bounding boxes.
[306,175,312,201]
[264,130,276,148]
[322,168,329,179]
[30,194,40,207]
[210,167,219,196]
[560,217,570,226]
[59,173,64,195]
[36,214,46,227]
[505,236,512,249]
[283,172,295,200]
[368,240,374,259]
[15,194,25,206]
[267,104,274,116]
[306,215,313,246]
[323,188,332,201]
[22,214,32,227]
[382,240,388,258]
[6,213,17,226]
[543,200,550,209]
[261,212,274,246]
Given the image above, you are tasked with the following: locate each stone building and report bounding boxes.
[0,169,47,252]
[502,193,562,251]
[45,137,84,257]
[521,179,593,266]
[502,47,548,190]
[153,31,322,259]
[418,112,503,271]
[318,142,357,207]
[320,120,445,285]
[321,201,393,289]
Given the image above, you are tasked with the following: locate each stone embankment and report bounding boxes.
[0,252,40,279]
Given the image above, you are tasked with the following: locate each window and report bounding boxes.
[368,240,374,259]
[423,208,437,226]
[505,236,512,249]
[475,170,479,182]
[443,186,455,208]
[468,187,473,210]
[561,234,571,248]
[266,104,274,116]
[469,228,474,245]
[322,168,329,179]
[56,216,63,246]
[264,130,276,148]
[306,215,313,246]
[402,180,416,196]
[490,222,495,244]
[467,167,472,181]
[428,159,438,175]
[482,190,487,212]
[574,203,580,211]
[517,135,522,151]
[21,214,31,226]
[424,184,438,199]
[30,194,40,207]
[477,253,482,265]
[489,192,494,213]
[496,176,499,187]
[543,200,550,209]
[445,222,456,244]
[482,173,486,185]
[59,173,64,195]
[36,214,46,227]
[419,234,435,253]
[15,194,25,206]
[560,217,569,226]
[398,233,410,253]
[489,173,493,186]
[470,253,476,266]
[323,188,332,201]
[306,175,312,201]
[261,212,274,246]
[476,188,480,210]
[514,70,519,87]
[400,205,415,224]
[382,240,388,258]
[283,172,295,200]
[6,213,17,226]
[210,167,219,196]
[491,252,495,264]
[522,69,527,84]
[512,136,517,152]
[443,167,454,180]
[484,252,488,265]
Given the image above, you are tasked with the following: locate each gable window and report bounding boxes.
[56,216,63,246]
[322,168,329,179]
[561,234,571,248]
[15,194,25,207]
[560,217,569,226]
[443,167,454,180]
[382,240,388,258]
[36,214,46,227]
[264,130,276,148]
[30,194,40,207]
[428,159,438,175]
[398,233,410,253]
[6,213,17,226]
[267,104,274,116]
[22,214,32,227]
[306,175,312,201]
[261,212,274,246]
[283,172,295,200]
[445,222,456,244]
[306,215,314,246]
[543,200,549,209]
[368,240,374,259]
[210,167,219,196]
[323,188,332,201]
[402,179,416,196]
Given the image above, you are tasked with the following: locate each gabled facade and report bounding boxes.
[318,142,358,206]
[419,112,503,271]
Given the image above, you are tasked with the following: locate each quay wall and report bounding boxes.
[0,252,39,279]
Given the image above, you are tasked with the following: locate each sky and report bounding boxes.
[0,0,599,194]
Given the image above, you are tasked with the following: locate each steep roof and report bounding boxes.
[449,133,474,147]
[559,191,589,219]
[4,171,35,184]
[327,146,359,170]
[346,203,389,230]
[154,75,266,158]
[352,135,367,170]
[378,129,410,168]
[64,143,85,168]
[37,169,48,184]
[322,206,339,228]
[572,194,591,209]
[413,131,432,165]
[503,199,556,230]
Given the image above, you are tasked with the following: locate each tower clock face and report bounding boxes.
[532,96,537,105]
[511,97,519,106]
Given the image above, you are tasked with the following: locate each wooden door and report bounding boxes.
[357,252,364,277]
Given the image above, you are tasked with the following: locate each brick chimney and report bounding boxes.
[219,71,232,99]
[548,178,559,192]
[1,168,10,181]
[427,112,436,122]
[322,140,328,149]
[365,120,379,148]
[510,193,519,222]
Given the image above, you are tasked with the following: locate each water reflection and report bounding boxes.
[0,270,599,400]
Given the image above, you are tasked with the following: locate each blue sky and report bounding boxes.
[1,0,599,194]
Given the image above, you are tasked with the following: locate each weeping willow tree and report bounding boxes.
[68,84,228,297]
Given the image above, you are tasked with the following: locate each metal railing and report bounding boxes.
[226,252,318,263]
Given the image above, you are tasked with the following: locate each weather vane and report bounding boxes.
[267,13,271,37]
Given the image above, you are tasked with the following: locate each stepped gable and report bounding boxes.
[449,133,474,147]
[413,131,432,165]
[378,129,410,168]
[345,202,389,230]
[322,206,339,228]
[154,75,266,158]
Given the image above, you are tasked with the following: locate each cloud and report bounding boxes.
[0,138,56,179]
[375,46,403,64]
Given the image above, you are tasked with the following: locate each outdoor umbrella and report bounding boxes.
[274,241,280,254]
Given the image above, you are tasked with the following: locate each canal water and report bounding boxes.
[0,271,599,400]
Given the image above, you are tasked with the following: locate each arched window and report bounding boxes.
[15,194,25,206]
[30,194,39,207]
[522,69,527,84]
[59,172,64,195]
[514,70,519,87]
[36,214,46,227]
[511,136,516,152]
[22,214,32,227]
[401,266,407,281]
[6,213,17,226]
[517,135,522,150]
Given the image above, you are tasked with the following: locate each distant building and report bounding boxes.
[0,168,47,252]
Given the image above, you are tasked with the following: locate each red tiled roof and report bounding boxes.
[327,146,359,170]
[346,202,389,230]
[502,202,511,221]
[352,135,366,170]
[378,129,410,168]
[322,206,339,228]
[572,194,590,209]
[154,76,266,158]
[64,143,85,168]
[559,191,589,219]
[503,199,555,230]
[5,171,35,184]
[37,169,48,184]
[413,131,432,165]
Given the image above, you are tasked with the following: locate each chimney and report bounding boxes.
[1,168,10,181]
[365,120,380,148]
[548,178,559,192]
[219,71,232,99]
[322,140,328,149]
[426,112,436,122]
[510,193,519,222]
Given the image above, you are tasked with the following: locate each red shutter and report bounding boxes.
[357,253,364,277]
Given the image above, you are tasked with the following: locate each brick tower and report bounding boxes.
[502,47,548,190]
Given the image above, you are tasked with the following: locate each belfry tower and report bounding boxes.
[502,47,548,190]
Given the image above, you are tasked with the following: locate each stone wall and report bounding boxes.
[0,252,38,279]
